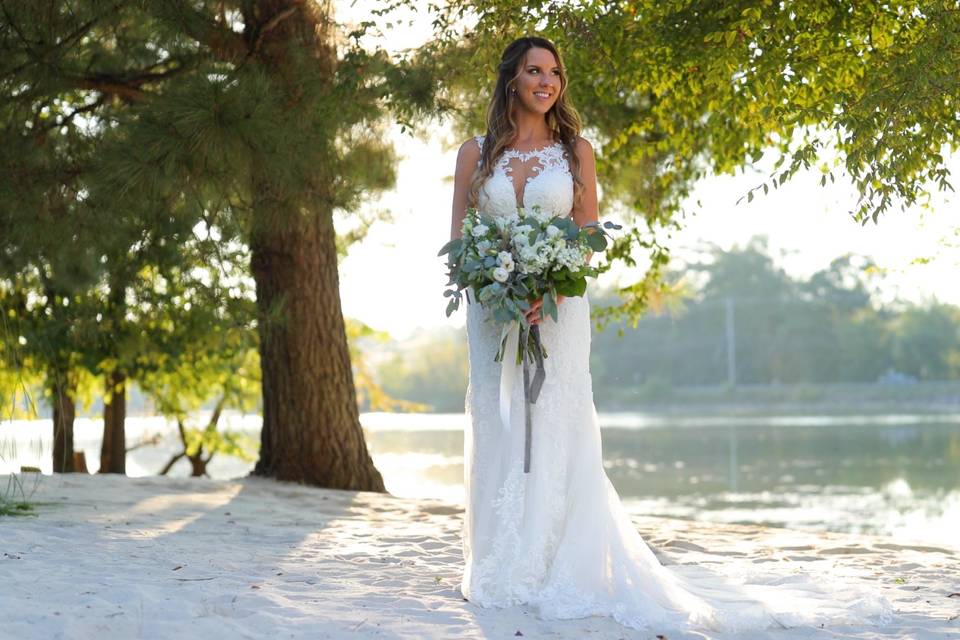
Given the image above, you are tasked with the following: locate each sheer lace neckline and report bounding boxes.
[502,140,562,160]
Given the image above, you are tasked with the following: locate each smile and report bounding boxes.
[534,91,553,99]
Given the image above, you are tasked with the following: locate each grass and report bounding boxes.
[0,436,44,517]
[0,498,35,516]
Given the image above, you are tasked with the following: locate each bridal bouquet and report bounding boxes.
[439,204,619,362]
[438,204,619,473]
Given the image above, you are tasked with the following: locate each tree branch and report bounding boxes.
[36,95,108,134]
[169,2,249,62]
[158,451,186,476]
[250,2,302,54]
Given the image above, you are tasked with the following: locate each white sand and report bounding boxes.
[1,473,957,640]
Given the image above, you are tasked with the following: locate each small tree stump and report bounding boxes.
[73,451,89,473]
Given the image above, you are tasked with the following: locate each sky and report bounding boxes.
[333,2,960,340]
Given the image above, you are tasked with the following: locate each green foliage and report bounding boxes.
[591,238,960,390]
[376,328,469,413]
[179,413,259,465]
[0,439,43,517]
[347,317,431,413]
[381,240,960,411]
[0,1,446,439]
[431,0,960,323]
[891,304,960,379]
[4,2,957,432]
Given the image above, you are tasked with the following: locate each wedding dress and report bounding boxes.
[460,134,896,633]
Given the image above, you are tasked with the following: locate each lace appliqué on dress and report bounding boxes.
[473,135,574,220]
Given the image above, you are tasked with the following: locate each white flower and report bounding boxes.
[556,246,585,270]
[545,224,562,239]
[517,244,548,275]
[492,266,510,283]
[529,205,553,224]
[476,239,493,254]
[471,223,489,238]
[511,224,533,247]
[494,216,511,233]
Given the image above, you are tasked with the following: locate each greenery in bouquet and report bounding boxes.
[439,204,620,364]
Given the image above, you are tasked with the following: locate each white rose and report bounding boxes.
[492,266,510,283]
[497,251,512,264]
[476,239,493,254]
[471,223,489,238]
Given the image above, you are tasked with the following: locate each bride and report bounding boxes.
[448,36,897,634]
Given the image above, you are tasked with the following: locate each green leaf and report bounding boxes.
[437,238,462,257]
[586,232,608,252]
[542,290,558,322]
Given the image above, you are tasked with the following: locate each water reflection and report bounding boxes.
[363,415,960,548]
[3,413,958,547]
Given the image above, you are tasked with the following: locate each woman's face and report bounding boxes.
[511,46,562,117]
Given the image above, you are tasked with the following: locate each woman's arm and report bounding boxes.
[450,138,482,241]
[571,135,599,265]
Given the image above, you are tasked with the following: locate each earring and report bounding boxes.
[511,88,517,94]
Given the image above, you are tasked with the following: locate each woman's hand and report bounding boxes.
[524,295,566,325]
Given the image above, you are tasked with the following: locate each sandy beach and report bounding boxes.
[1,472,958,639]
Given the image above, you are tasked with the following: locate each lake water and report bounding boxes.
[3,412,959,549]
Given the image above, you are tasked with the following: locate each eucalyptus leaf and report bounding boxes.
[587,232,608,251]
[542,290,558,323]
[437,238,463,257]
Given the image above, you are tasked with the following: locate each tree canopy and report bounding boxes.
[2,1,958,486]
[425,0,960,323]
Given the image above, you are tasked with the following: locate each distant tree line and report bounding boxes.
[380,238,960,412]
[591,237,960,390]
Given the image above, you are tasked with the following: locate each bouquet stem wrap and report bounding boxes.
[498,321,546,473]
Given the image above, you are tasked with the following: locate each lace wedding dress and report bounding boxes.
[460,134,896,633]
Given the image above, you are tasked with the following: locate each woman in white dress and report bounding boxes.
[448,36,895,634]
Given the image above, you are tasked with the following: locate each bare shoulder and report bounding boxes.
[573,135,595,160]
[457,135,483,163]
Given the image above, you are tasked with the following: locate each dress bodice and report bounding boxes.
[474,135,574,219]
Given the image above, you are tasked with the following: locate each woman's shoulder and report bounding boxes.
[457,135,484,161]
[570,135,595,164]
[459,134,486,151]
[456,135,483,169]
[571,134,594,153]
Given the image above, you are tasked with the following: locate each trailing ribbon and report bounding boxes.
[498,321,547,473]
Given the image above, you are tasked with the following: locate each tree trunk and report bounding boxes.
[51,376,75,473]
[250,210,384,491]
[99,370,127,474]
[246,0,384,491]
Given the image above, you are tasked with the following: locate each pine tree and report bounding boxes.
[1,1,439,488]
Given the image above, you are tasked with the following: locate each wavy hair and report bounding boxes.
[468,37,584,210]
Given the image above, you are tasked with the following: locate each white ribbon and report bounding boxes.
[498,321,520,435]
